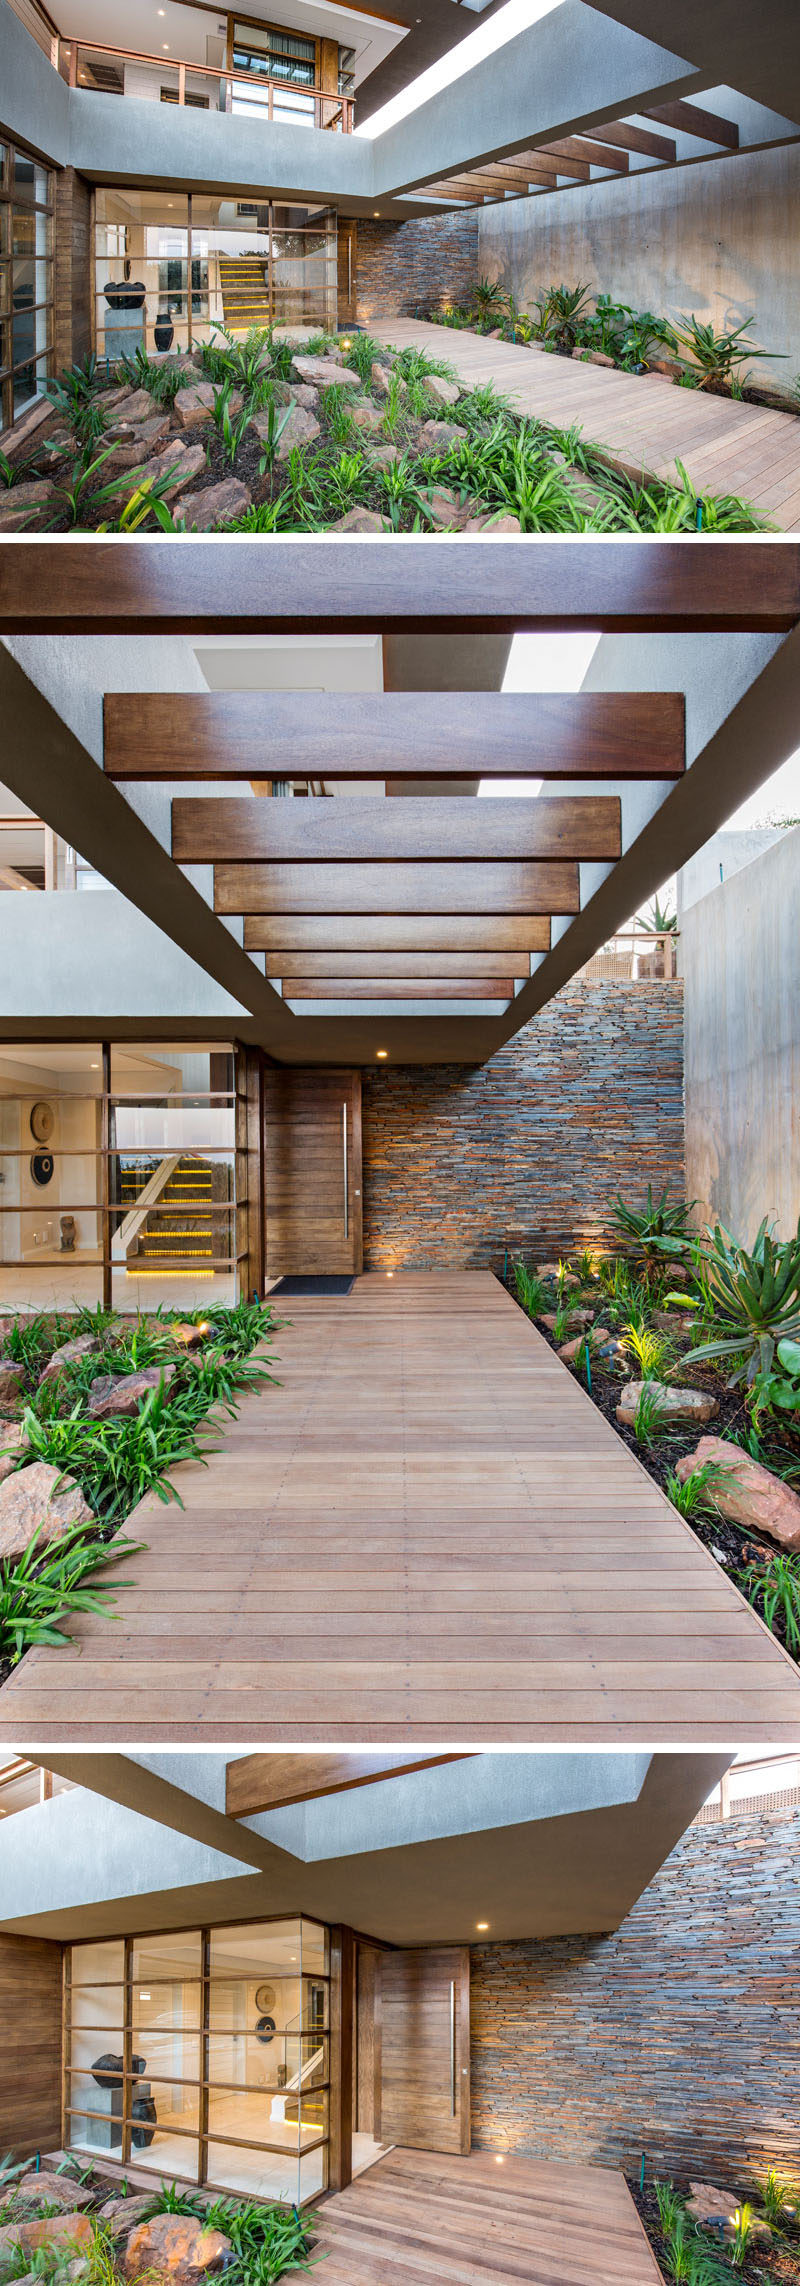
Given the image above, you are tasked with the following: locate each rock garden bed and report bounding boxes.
[0,1297,279,1690]
[630,2167,800,2286]
[0,2152,315,2286]
[0,325,770,535]
[510,1189,800,1661]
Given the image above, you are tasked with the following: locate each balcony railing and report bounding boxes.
[57,38,355,131]
[580,931,678,981]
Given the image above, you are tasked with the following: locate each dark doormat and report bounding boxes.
[271,1274,355,1295]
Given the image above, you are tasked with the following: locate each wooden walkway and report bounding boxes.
[314,2147,665,2286]
[373,319,800,530]
[1,1272,799,1742]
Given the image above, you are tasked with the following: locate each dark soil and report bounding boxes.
[629,2178,800,2286]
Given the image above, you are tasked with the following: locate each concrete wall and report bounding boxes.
[361,976,684,1268]
[470,1799,800,2180]
[678,827,784,913]
[478,142,800,382]
[682,825,800,1238]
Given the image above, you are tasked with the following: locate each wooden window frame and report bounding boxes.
[0,137,55,436]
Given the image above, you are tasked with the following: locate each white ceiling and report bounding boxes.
[58,0,407,87]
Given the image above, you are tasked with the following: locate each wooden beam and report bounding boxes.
[588,118,677,163]
[104,691,686,783]
[244,914,552,952]
[215,859,579,915]
[173,795,621,865]
[540,134,629,170]
[264,951,532,978]
[507,147,590,180]
[7,543,798,634]
[226,1751,472,1818]
[285,979,516,999]
[645,97,739,147]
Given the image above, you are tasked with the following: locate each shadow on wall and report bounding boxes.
[361,980,685,1272]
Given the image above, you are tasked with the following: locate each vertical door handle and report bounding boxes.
[342,1101,349,1240]
[449,1980,456,2113]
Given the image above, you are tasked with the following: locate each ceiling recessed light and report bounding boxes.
[376,1048,388,1058]
[476,1921,489,1930]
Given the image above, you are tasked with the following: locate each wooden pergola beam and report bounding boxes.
[582,118,676,162]
[215,858,579,915]
[104,691,686,783]
[645,97,739,147]
[265,952,533,978]
[540,134,629,170]
[285,979,516,999]
[244,915,552,953]
[7,543,799,634]
[173,795,622,866]
[226,1752,473,1818]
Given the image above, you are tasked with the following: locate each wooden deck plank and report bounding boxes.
[371,321,800,529]
[0,1272,798,1740]
[314,2150,664,2286]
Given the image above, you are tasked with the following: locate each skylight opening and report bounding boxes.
[357,0,563,138]
[479,631,601,795]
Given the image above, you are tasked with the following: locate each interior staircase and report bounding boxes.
[119,1156,217,1273]
[218,254,272,330]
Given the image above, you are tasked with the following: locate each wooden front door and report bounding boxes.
[375,1948,471,2155]
[263,1067,362,1276]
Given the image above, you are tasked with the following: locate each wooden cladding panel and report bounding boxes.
[0,1931,63,2154]
[226,1752,471,1817]
[8,542,799,634]
[104,691,686,784]
[263,1068,362,1277]
[217,861,579,915]
[246,915,552,953]
[173,796,621,866]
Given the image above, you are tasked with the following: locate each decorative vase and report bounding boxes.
[154,312,174,351]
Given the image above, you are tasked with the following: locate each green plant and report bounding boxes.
[693,1217,800,1384]
[729,2204,754,2268]
[321,382,356,447]
[473,276,504,318]
[755,2168,800,2227]
[211,381,252,467]
[612,1185,695,1271]
[96,460,183,533]
[624,1322,674,1379]
[118,348,184,405]
[255,395,294,474]
[46,356,105,446]
[663,1460,726,1521]
[654,2182,684,2238]
[642,896,678,935]
[749,1335,800,1420]
[0,1523,143,1666]
[144,2182,205,2217]
[739,1551,800,1655]
[539,282,593,349]
[514,1262,547,1318]
[343,332,385,384]
[632,1384,668,1444]
[673,314,780,390]
[0,449,33,489]
[44,439,125,528]
[322,449,370,516]
[376,451,429,525]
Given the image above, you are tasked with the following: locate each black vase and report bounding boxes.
[154,314,174,351]
[104,281,146,311]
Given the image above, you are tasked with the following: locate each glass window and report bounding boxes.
[109,1043,236,1311]
[94,189,190,363]
[68,1919,329,2203]
[0,134,53,432]
[0,1046,104,1312]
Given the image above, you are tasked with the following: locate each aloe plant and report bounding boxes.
[672,313,779,389]
[612,1184,695,1267]
[693,1218,800,1383]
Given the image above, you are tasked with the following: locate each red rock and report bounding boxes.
[121,2215,232,2285]
[330,507,390,532]
[0,1420,29,1483]
[0,1460,93,1561]
[0,1360,25,1407]
[0,2214,94,2260]
[87,1363,178,1419]
[675,1436,800,1551]
[15,2173,94,2212]
[174,478,250,531]
[39,1335,99,1384]
[418,419,467,453]
[616,1380,718,1428]
[425,372,461,408]
[370,360,403,398]
[0,480,54,529]
[350,400,383,433]
[274,402,321,458]
[174,382,217,427]
[291,356,361,391]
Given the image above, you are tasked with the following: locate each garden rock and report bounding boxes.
[426,486,469,528]
[291,355,361,391]
[173,381,217,428]
[14,2175,94,2213]
[368,443,401,469]
[652,1310,698,1335]
[0,1460,93,1561]
[39,1334,99,1384]
[675,1436,800,1551]
[0,1359,25,1407]
[370,361,404,398]
[462,511,522,533]
[0,480,54,529]
[541,1308,593,1332]
[289,382,319,409]
[139,443,206,499]
[96,2196,157,2240]
[87,1362,179,1419]
[0,1419,27,1483]
[572,347,616,368]
[121,2215,232,2285]
[108,387,158,424]
[418,419,467,452]
[558,1333,593,1363]
[685,2186,770,2246]
[275,401,321,458]
[175,478,250,531]
[616,1380,718,1428]
[0,2217,94,2262]
[330,506,390,532]
[350,399,384,433]
[425,373,461,408]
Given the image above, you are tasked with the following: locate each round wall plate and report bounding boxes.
[30,1149,55,1188]
[30,1100,55,1144]
[254,2013,276,2044]
[255,1983,277,2013]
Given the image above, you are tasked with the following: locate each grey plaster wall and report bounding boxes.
[682,825,800,1239]
[478,141,800,382]
[0,892,246,1023]
[0,0,68,165]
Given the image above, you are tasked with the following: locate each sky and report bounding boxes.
[356,0,561,138]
